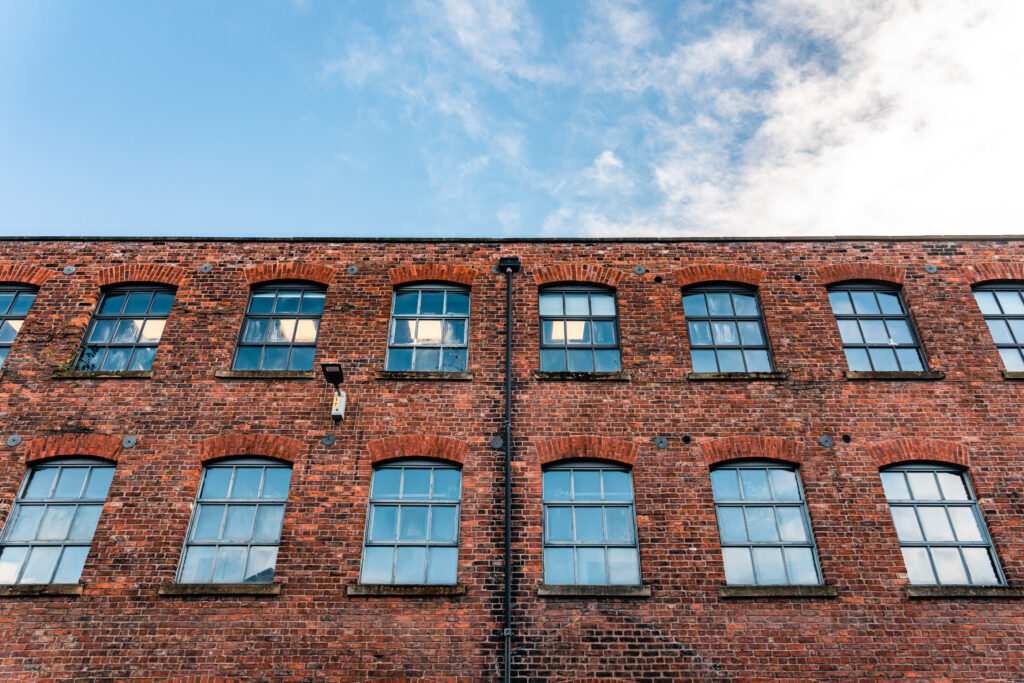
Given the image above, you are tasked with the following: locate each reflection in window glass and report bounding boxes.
[386,285,470,372]
[76,286,175,371]
[0,286,37,370]
[232,284,324,371]
[826,284,926,372]
[538,286,621,373]
[682,286,774,373]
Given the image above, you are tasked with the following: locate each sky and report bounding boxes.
[1,0,1023,239]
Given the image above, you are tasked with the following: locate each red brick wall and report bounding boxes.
[0,238,1023,680]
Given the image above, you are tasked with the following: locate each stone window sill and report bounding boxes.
[1002,371,1024,380]
[538,584,651,598]
[0,583,84,597]
[718,584,837,599]
[374,371,474,381]
[158,582,281,596]
[532,371,631,382]
[52,370,154,380]
[844,371,945,381]
[905,585,1024,599]
[214,370,316,380]
[688,372,788,381]
[346,583,466,597]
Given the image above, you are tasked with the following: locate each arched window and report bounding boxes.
[880,464,1003,585]
[542,462,640,586]
[538,285,621,373]
[176,459,292,584]
[0,285,37,370]
[360,460,462,585]
[386,284,470,372]
[75,285,175,371]
[232,283,325,371]
[682,284,773,373]
[972,283,1024,371]
[710,461,821,585]
[0,459,115,584]
[826,282,926,372]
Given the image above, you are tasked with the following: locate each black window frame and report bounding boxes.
[384,283,471,373]
[682,283,775,373]
[538,284,622,373]
[0,284,38,370]
[826,282,928,372]
[74,284,176,372]
[971,282,1024,371]
[231,281,325,372]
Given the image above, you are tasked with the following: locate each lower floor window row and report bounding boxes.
[0,458,1009,589]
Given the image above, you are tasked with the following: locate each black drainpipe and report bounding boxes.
[497,256,520,683]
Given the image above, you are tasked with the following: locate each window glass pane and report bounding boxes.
[710,470,740,501]
[546,506,572,542]
[274,291,301,314]
[917,507,955,542]
[420,292,444,315]
[732,293,758,316]
[722,547,754,584]
[543,471,571,501]
[416,320,442,344]
[252,506,285,542]
[844,347,871,371]
[836,320,863,344]
[8,505,43,540]
[393,292,418,315]
[201,469,231,499]
[876,292,903,315]
[402,469,431,499]
[267,319,296,343]
[12,293,35,315]
[100,347,131,371]
[37,506,75,541]
[567,349,593,372]
[426,547,458,584]
[576,548,607,584]
[52,546,89,583]
[590,294,615,316]
[293,319,318,343]
[592,321,615,345]
[542,320,564,345]
[602,471,631,500]
[889,507,923,542]
[432,470,461,500]
[1008,319,1024,344]
[231,468,262,499]
[564,321,589,345]
[249,292,275,314]
[851,291,880,315]
[776,507,807,542]
[24,468,57,499]
[99,293,126,315]
[931,547,968,584]
[572,471,601,500]
[682,293,707,317]
[260,346,289,370]
[744,507,779,542]
[54,468,88,498]
[594,349,621,372]
[867,347,898,371]
[442,320,466,345]
[0,292,15,314]
[149,291,174,316]
[963,547,999,585]
[212,546,246,583]
[538,293,562,316]
[179,546,215,583]
[604,507,633,543]
[300,291,325,315]
[20,546,60,583]
[717,349,744,372]
[784,547,818,585]
[223,505,257,541]
[936,472,969,501]
[371,469,401,499]
[360,547,394,584]
[707,293,732,316]
[128,347,157,371]
[395,546,427,583]
[123,292,152,315]
[564,294,589,315]
[711,321,738,346]
[895,348,924,371]
[0,347,7,369]
[973,290,1000,315]
[68,506,103,541]
[387,348,413,371]
[287,346,315,371]
[442,348,467,372]
[716,507,747,543]
[739,469,771,501]
[540,349,566,372]
[986,319,1015,344]
[691,349,718,372]
[544,548,574,584]
[84,468,115,499]
[901,547,935,584]
[737,321,763,345]
[880,471,909,500]
[429,506,457,542]
[244,547,277,583]
[0,321,19,343]
[607,548,640,585]
[193,505,224,540]
[768,469,799,501]
[244,319,270,343]
[827,291,853,314]
[369,505,398,542]
[885,319,914,345]
[948,507,982,542]
[995,290,1024,314]
[233,346,261,370]
[688,321,712,346]
[398,507,428,541]
[907,472,941,500]
[998,348,1024,371]
[445,292,469,316]
[752,547,787,584]
[573,507,603,542]
[0,547,28,584]
[78,347,105,372]
[860,320,888,344]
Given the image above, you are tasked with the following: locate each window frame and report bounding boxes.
[710,460,823,586]
[0,458,115,585]
[881,462,1006,586]
[384,282,471,373]
[360,459,463,585]
[971,282,1024,371]
[74,284,175,372]
[826,282,928,372]
[0,284,37,370]
[681,283,775,373]
[174,457,292,585]
[537,284,622,373]
[231,281,325,372]
[541,460,642,586]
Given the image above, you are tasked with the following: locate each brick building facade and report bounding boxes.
[1,236,1024,680]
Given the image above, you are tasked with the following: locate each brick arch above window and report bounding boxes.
[532,264,623,289]
[536,436,639,468]
[388,264,479,287]
[243,263,336,288]
[95,264,188,289]
[866,438,969,469]
[0,264,52,287]
[814,262,905,286]
[699,436,803,467]
[963,262,1024,285]
[673,264,767,289]
[367,435,469,466]
[199,433,304,464]
[24,434,124,465]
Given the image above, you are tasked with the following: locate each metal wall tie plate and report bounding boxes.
[6,435,22,447]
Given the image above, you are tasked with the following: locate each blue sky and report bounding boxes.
[2,0,1023,238]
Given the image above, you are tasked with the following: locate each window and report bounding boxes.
[176,460,292,584]
[542,462,640,585]
[0,459,114,584]
[682,285,773,373]
[75,286,174,371]
[360,461,461,585]
[881,464,1003,585]
[710,462,821,585]
[0,286,37,370]
[232,283,325,371]
[538,285,621,373]
[826,283,926,372]
[972,284,1024,371]
[386,284,470,372]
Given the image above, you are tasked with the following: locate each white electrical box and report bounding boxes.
[331,391,347,421]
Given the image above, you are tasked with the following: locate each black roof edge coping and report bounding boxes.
[2,234,1024,244]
